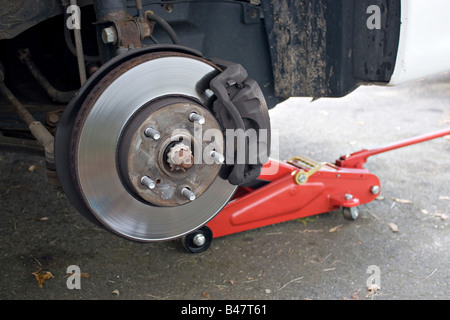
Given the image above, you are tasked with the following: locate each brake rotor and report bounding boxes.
[56,49,236,241]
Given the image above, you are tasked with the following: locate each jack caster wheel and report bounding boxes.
[342,206,359,221]
[182,226,213,254]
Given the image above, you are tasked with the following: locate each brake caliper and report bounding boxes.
[210,60,271,185]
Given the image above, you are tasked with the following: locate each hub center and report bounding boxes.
[166,143,194,172]
[117,96,224,207]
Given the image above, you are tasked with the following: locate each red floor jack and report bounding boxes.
[182,128,450,253]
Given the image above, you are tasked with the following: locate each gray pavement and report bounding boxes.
[0,71,449,301]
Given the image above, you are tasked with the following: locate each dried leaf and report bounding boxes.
[68,272,89,278]
[32,269,54,288]
[28,165,36,172]
[329,225,342,233]
[387,222,398,233]
[202,291,210,299]
[375,195,385,201]
[351,289,361,300]
[297,216,318,226]
[435,213,448,221]
[392,198,412,204]
[112,289,120,296]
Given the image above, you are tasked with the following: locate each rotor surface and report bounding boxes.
[62,51,236,241]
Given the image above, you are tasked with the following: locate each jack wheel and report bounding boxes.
[182,226,213,253]
[342,206,359,221]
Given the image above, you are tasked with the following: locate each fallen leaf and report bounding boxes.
[375,195,385,201]
[32,269,54,288]
[435,213,448,221]
[351,289,361,300]
[202,291,210,299]
[297,216,318,226]
[329,225,342,232]
[28,165,36,172]
[39,217,49,221]
[67,272,90,278]
[387,222,398,233]
[112,289,120,296]
[392,198,412,204]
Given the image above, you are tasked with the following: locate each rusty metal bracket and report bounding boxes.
[0,62,55,177]
[17,49,77,103]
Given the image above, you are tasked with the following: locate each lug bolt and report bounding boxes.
[140,176,156,189]
[181,187,196,201]
[144,127,160,140]
[210,150,225,163]
[189,112,205,124]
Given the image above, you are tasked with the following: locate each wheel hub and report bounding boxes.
[118,97,224,207]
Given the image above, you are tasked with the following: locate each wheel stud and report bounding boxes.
[144,127,160,140]
[189,112,205,124]
[140,176,156,189]
[210,150,225,163]
[181,187,196,201]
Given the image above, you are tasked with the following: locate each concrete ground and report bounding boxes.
[0,71,449,301]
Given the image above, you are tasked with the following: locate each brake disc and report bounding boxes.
[56,48,237,241]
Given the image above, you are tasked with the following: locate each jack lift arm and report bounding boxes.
[182,128,450,253]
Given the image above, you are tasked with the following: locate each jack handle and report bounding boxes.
[336,127,450,168]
